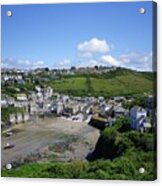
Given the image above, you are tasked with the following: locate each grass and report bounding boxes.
[2,68,153,98]
[48,77,86,93]
[47,72,153,97]
[48,134,78,153]
[1,155,155,180]
[91,74,152,96]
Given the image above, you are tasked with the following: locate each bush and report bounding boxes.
[114,116,131,132]
[91,127,132,160]
[126,131,154,151]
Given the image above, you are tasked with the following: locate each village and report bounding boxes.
[1,67,154,133]
[1,66,156,180]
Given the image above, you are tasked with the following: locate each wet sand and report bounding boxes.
[1,117,99,167]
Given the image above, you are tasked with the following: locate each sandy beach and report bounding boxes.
[1,117,99,167]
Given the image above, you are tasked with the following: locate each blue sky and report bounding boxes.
[2,1,154,71]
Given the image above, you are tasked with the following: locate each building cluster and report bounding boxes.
[9,112,30,124]
[1,68,155,133]
[1,84,154,133]
[87,95,154,133]
[1,66,117,79]
[1,85,54,127]
[1,74,25,85]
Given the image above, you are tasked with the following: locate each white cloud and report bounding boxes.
[78,52,93,59]
[76,59,100,68]
[2,51,152,71]
[34,60,45,66]
[77,38,110,54]
[58,58,71,66]
[2,58,46,69]
[76,38,153,71]
[101,55,120,66]
[84,59,99,67]
[117,51,153,71]
[99,51,153,71]
[2,36,153,72]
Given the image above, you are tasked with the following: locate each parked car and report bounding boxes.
[3,143,15,150]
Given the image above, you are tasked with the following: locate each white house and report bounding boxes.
[99,104,113,117]
[130,106,147,129]
[60,95,70,102]
[113,106,126,117]
[43,86,53,100]
[139,118,152,133]
[9,114,16,124]
[50,101,64,115]
[57,102,64,115]
[23,113,30,122]
[35,85,42,92]
[1,99,7,107]
[65,102,82,115]
[15,75,22,81]
[14,101,28,108]
[29,103,38,115]
[16,113,23,123]
[16,94,28,101]
[7,97,15,105]
[1,96,15,107]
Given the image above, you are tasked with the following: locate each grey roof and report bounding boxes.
[131,106,146,113]
[114,106,125,112]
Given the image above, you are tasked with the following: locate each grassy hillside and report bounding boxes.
[48,69,153,97]
[2,68,153,98]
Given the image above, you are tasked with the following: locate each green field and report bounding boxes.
[48,70,153,97]
[49,77,87,92]
[2,68,153,98]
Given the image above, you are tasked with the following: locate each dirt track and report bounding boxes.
[1,117,99,167]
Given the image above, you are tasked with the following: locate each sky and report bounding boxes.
[2,1,155,71]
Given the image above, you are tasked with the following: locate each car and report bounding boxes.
[3,143,15,150]
[2,130,14,137]
[5,132,13,137]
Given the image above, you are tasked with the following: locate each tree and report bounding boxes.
[91,127,132,160]
[94,65,99,70]
[70,66,76,71]
[114,116,131,132]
